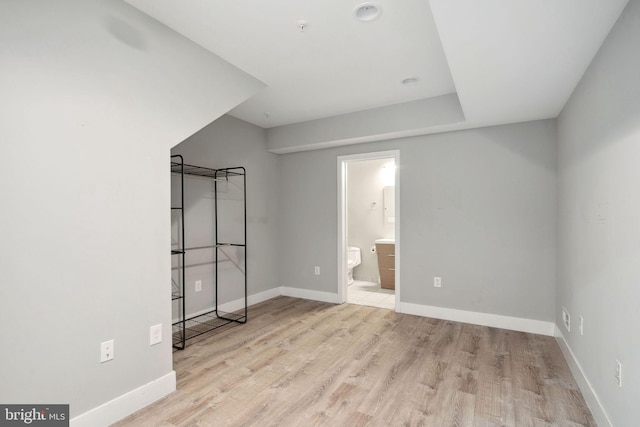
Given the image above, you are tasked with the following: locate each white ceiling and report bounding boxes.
[125,0,628,130]
[431,0,629,126]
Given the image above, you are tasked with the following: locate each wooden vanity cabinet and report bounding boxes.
[376,243,395,290]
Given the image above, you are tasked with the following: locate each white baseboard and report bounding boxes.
[280,286,340,304]
[175,287,339,323]
[555,329,612,427]
[172,304,216,324]
[398,302,556,336]
[218,287,282,313]
[173,288,283,323]
[70,371,176,427]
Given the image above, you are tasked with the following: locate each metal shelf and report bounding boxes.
[171,162,244,180]
[171,155,187,350]
[170,156,247,350]
[172,310,246,345]
[181,243,246,251]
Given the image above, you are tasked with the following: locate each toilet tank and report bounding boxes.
[347,246,361,266]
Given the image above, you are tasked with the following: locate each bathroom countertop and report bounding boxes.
[375,238,395,244]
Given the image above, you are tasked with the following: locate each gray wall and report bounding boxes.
[172,115,281,313]
[279,120,557,321]
[347,158,396,282]
[0,0,261,419]
[557,0,640,424]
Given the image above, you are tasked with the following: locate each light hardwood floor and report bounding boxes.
[114,297,595,427]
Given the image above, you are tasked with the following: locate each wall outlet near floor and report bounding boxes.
[314,266,320,276]
[434,277,442,288]
[562,307,571,332]
[615,360,622,387]
[195,280,202,292]
[100,339,114,363]
[150,324,162,346]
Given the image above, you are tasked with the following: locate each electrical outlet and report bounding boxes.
[434,277,442,288]
[314,266,320,275]
[562,307,571,332]
[100,339,114,363]
[615,360,622,387]
[579,315,584,335]
[195,280,202,292]
[150,324,162,346]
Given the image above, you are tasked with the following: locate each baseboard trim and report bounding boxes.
[70,371,176,427]
[173,288,283,323]
[176,287,339,322]
[218,287,283,313]
[280,286,340,304]
[398,302,556,336]
[555,329,612,427]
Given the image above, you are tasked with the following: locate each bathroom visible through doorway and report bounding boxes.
[337,151,400,310]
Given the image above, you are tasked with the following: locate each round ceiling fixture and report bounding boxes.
[353,3,382,22]
[401,77,420,86]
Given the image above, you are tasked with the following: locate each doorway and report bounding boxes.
[337,150,400,310]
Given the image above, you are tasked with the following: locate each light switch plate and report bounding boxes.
[150,324,162,346]
[101,340,114,363]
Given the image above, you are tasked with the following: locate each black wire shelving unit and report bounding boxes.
[170,156,247,350]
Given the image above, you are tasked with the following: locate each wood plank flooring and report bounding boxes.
[113,297,595,427]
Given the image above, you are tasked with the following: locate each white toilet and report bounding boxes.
[347,246,362,285]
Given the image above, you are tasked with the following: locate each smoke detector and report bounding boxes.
[353,3,382,22]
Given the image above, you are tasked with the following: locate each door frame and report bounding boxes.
[337,150,400,309]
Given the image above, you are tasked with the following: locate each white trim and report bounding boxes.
[173,288,283,323]
[392,153,400,310]
[280,286,340,304]
[555,329,612,427]
[179,287,339,315]
[70,371,176,427]
[337,157,348,304]
[173,305,213,324]
[218,287,282,313]
[398,302,556,336]
[337,150,400,310]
